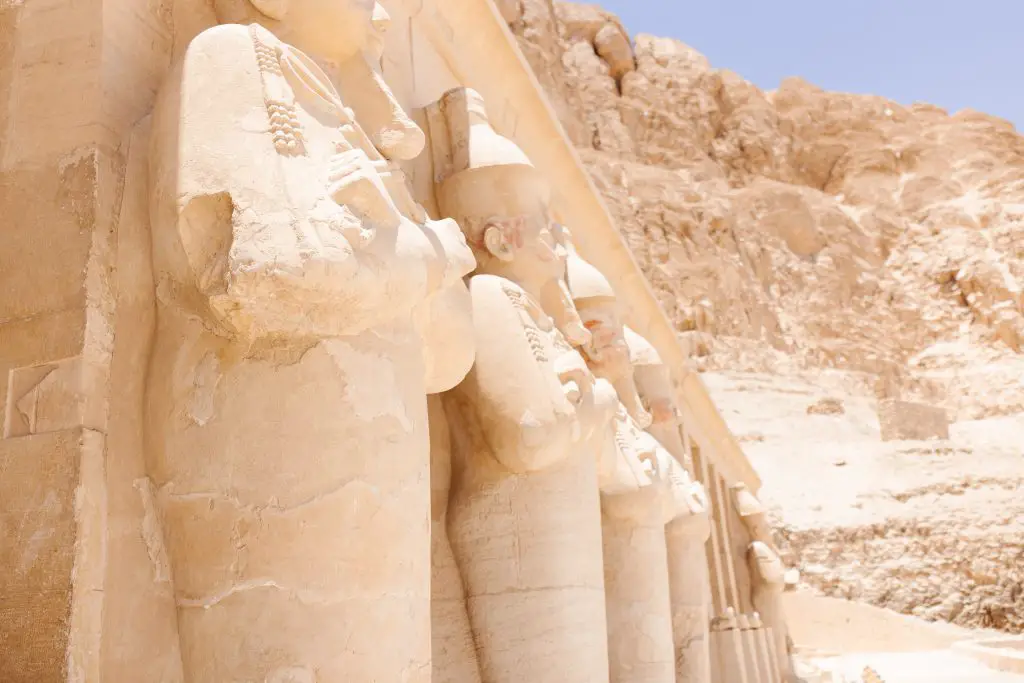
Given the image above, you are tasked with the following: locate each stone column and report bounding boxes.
[737,614,766,683]
[624,327,713,683]
[750,614,781,683]
[601,487,676,683]
[427,87,615,683]
[732,485,796,683]
[709,611,749,683]
[666,515,713,683]
[691,445,729,621]
[429,394,483,683]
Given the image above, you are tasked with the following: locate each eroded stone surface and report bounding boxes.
[878,400,950,441]
[1,3,782,682]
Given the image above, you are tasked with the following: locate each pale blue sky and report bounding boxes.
[595,1,1023,130]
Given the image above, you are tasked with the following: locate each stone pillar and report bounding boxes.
[428,87,615,683]
[709,613,749,683]
[691,445,729,620]
[0,0,182,680]
[429,395,483,683]
[750,615,781,683]
[763,627,784,683]
[601,495,676,683]
[665,514,713,683]
[726,493,757,617]
[737,614,766,683]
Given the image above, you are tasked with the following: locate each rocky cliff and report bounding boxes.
[502,0,1024,421]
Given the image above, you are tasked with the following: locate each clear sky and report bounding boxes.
[595,1,1024,130]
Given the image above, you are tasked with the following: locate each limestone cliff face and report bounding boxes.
[504,0,1024,419]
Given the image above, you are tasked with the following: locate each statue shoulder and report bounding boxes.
[468,275,547,324]
[185,23,260,63]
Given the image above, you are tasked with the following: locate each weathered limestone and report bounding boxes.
[145,2,475,680]
[594,22,636,83]
[710,609,750,683]
[732,485,796,683]
[429,394,482,683]
[0,0,792,680]
[877,399,950,441]
[627,328,714,683]
[750,613,782,683]
[427,86,616,683]
[567,251,693,683]
[596,412,676,683]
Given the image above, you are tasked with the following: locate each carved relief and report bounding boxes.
[144,2,475,680]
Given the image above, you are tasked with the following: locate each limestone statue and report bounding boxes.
[732,484,797,683]
[429,393,483,683]
[626,327,714,683]
[566,250,686,683]
[425,86,618,683]
[146,1,476,680]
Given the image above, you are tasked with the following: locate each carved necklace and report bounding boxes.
[249,24,377,160]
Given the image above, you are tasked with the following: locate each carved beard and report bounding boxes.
[584,341,651,427]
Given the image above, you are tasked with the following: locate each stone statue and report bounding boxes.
[429,393,482,683]
[625,327,714,683]
[146,1,476,680]
[425,86,617,683]
[732,484,797,683]
[565,251,686,683]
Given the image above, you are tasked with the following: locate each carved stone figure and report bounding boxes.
[566,252,682,683]
[626,327,714,683]
[732,484,797,683]
[425,86,617,683]
[146,2,476,680]
[429,393,483,683]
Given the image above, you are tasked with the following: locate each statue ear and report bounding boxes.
[250,0,288,20]
[483,224,515,262]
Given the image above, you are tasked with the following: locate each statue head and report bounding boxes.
[427,88,563,293]
[213,0,385,62]
[623,326,679,428]
[731,483,772,540]
[566,254,629,378]
[566,253,651,427]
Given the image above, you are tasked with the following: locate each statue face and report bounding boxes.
[632,364,678,426]
[576,299,631,381]
[484,209,565,287]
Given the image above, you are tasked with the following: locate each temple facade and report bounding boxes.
[0,0,792,681]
